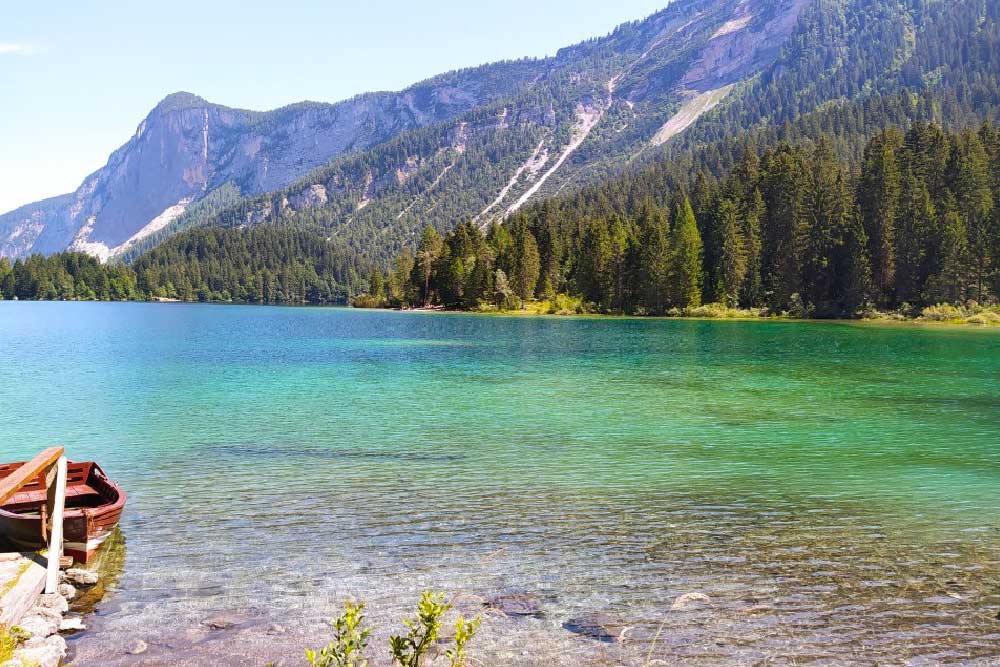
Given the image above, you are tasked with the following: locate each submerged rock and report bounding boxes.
[124,639,148,655]
[202,612,250,630]
[563,613,627,642]
[485,593,545,617]
[670,592,711,611]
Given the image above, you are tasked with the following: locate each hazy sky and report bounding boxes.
[0,0,669,215]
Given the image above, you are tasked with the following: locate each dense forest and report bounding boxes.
[4,123,998,320]
[0,228,370,304]
[366,123,1000,319]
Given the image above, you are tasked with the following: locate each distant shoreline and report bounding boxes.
[4,298,999,329]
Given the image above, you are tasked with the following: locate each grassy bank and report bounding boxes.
[378,298,1000,327]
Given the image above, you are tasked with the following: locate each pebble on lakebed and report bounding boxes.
[125,639,148,655]
[202,612,253,630]
[670,592,712,611]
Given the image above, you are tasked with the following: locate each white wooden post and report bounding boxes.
[44,456,68,594]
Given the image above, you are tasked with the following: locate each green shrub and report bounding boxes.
[966,311,1000,325]
[351,294,387,309]
[546,293,587,315]
[920,303,965,321]
[389,592,450,667]
[306,602,370,667]
[445,615,481,667]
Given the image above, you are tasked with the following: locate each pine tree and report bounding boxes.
[389,248,416,307]
[741,189,765,308]
[414,225,443,306]
[858,130,903,307]
[634,200,670,313]
[803,141,851,316]
[669,195,704,309]
[577,218,612,307]
[510,223,540,303]
[926,208,969,303]
[762,148,807,309]
[715,198,747,307]
[949,131,994,302]
[894,172,936,306]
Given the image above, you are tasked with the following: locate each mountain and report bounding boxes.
[0,62,545,259]
[3,0,998,265]
[1,0,811,261]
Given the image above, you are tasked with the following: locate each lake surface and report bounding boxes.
[0,302,998,666]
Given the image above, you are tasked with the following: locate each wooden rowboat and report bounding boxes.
[0,460,125,564]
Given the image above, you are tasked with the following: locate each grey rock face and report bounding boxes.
[0,59,536,260]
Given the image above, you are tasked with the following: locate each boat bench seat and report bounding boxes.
[5,484,101,511]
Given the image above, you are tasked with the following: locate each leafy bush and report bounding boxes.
[307,593,481,667]
[966,311,1000,325]
[445,616,481,667]
[788,294,814,319]
[306,602,370,667]
[682,302,764,319]
[351,294,387,309]
[389,592,449,667]
[545,293,587,315]
[920,303,965,321]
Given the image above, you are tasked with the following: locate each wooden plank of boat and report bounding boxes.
[0,447,64,505]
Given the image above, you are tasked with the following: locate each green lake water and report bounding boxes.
[0,302,997,666]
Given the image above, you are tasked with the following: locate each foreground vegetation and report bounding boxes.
[357,123,1000,321]
[0,625,28,663]
[300,592,480,667]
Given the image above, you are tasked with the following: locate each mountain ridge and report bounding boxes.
[1,0,809,261]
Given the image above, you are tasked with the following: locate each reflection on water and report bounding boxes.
[0,303,997,666]
[71,529,127,615]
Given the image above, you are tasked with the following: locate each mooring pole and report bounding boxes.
[44,456,68,594]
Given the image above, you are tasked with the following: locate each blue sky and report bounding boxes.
[0,0,668,215]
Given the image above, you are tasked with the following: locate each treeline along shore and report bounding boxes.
[2,123,1000,325]
[358,123,1000,323]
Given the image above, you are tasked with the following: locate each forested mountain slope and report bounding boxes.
[175,0,813,262]
[167,0,1000,266]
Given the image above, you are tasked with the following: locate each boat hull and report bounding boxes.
[0,505,123,564]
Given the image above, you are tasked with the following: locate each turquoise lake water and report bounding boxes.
[0,302,997,666]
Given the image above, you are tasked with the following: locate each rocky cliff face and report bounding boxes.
[0,0,809,260]
[0,61,542,259]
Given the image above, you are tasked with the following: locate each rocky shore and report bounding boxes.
[3,568,99,667]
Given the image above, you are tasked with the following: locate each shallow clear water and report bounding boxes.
[0,302,998,666]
